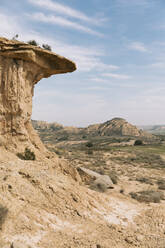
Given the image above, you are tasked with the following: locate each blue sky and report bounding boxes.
[1,0,165,126]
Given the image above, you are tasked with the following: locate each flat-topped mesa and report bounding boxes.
[0,37,76,153]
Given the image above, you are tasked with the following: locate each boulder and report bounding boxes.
[77,167,114,191]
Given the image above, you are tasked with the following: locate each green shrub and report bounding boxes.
[27,40,38,46]
[42,44,52,51]
[134,139,143,146]
[86,142,93,148]
[17,148,35,160]
[12,34,19,40]
[0,204,8,229]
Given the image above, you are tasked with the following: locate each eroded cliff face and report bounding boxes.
[0,37,76,153]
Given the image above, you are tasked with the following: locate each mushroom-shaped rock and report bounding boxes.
[0,37,76,153]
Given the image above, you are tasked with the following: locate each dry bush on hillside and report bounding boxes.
[130,190,164,203]
[157,179,165,190]
[136,177,153,185]
[0,204,8,229]
[17,148,35,160]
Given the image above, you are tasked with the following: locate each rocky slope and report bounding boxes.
[1,158,165,248]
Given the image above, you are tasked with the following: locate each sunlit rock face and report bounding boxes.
[0,37,76,152]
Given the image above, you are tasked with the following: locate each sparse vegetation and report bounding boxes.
[130,190,164,203]
[12,34,19,40]
[42,43,52,51]
[17,148,36,160]
[134,139,143,146]
[111,151,165,169]
[136,177,153,185]
[0,204,8,229]
[32,120,165,202]
[27,40,38,46]
[86,142,93,148]
[157,179,165,190]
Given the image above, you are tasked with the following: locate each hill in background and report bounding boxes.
[140,124,165,135]
[32,117,153,144]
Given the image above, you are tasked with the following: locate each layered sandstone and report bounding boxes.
[0,37,76,153]
[86,118,147,137]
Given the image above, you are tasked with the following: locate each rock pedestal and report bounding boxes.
[0,37,76,153]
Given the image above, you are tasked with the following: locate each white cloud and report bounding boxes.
[29,12,103,36]
[90,77,138,88]
[28,0,103,25]
[117,0,151,7]
[82,86,109,91]
[90,77,109,83]
[150,62,165,69]
[0,13,20,38]
[129,42,148,52]
[102,73,132,80]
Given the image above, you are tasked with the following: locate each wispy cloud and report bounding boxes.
[102,73,132,80]
[29,12,103,36]
[28,0,103,25]
[90,77,138,88]
[117,0,152,7]
[0,13,20,38]
[84,86,109,91]
[129,42,148,52]
[90,77,110,83]
[150,62,165,69]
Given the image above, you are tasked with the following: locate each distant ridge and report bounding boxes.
[140,124,165,134]
[32,117,151,138]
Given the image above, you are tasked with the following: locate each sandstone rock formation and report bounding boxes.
[87,118,147,137]
[0,37,76,153]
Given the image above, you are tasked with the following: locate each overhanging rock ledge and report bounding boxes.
[0,37,76,154]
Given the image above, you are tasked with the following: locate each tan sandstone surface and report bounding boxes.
[0,37,75,155]
[0,38,165,248]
